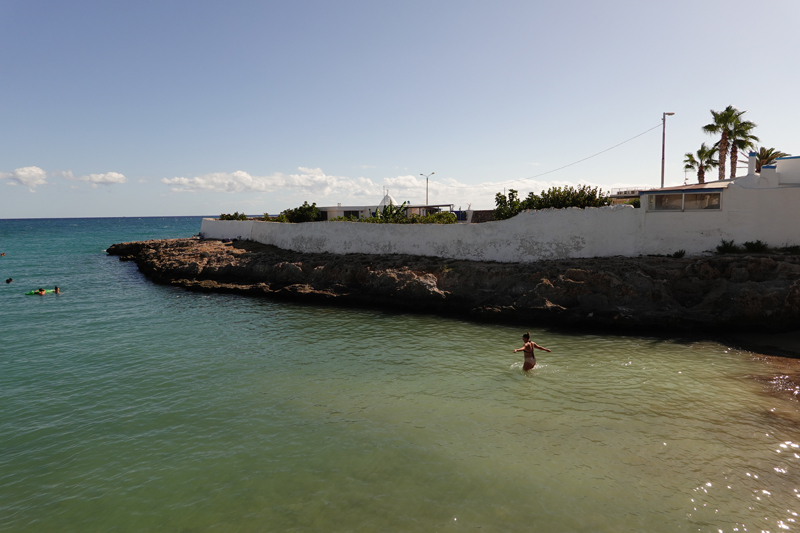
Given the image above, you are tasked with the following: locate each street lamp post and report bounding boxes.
[661,112,675,188]
[420,172,434,204]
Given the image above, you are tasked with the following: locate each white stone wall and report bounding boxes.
[200,220,253,241]
[202,205,639,263]
[200,178,800,263]
[637,180,800,255]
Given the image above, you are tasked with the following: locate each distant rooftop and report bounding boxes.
[639,181,731,194]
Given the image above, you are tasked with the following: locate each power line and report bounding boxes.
[457,122,664,188]
[527,123,663,179]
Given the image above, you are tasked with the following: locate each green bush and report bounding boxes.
[493,190,524,221]
[743,240,770,253]
[494,185,611,220]
[716,239,772,254]
[281,201,320,223]
[419,212,457,224]
[374,202,408,223]
[716,239,742,254]
[776,245,800,255]
[334,208,456,225]
[627,198,641,208]
[260,213,287,222]
[533,185,611,210]
[220,212,248,221]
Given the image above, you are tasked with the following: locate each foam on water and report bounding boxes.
[2,218,800,532]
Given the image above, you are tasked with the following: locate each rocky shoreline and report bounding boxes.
[108,237,800,336]
[105,237,800,402]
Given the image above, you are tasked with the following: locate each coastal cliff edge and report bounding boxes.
[107,238,800,340]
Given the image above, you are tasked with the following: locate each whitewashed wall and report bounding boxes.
[200,181,800,263]
[636,183,800,256]
[203,205,637,263]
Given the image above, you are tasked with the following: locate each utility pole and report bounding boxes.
[661,112,675,188]
[420,172,434,204]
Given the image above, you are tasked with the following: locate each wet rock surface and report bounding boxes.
[107,238,800,337]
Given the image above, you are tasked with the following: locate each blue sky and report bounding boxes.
[2,0,798,218]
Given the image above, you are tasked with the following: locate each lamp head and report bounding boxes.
[665,112,675,116]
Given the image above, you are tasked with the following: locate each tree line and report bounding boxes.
[684,105,790,184]
[493,185,611,221]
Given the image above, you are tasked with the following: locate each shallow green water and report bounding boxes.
[1,218,799,532]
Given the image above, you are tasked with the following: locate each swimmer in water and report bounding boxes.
[36,288,46,295]
[54,286,60,294]
[513,332,551,371]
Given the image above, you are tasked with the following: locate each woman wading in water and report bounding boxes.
[514,332,551,371]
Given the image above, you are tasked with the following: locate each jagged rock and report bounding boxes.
[106,238,800,334]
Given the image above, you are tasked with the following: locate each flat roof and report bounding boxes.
[639,181,730,195]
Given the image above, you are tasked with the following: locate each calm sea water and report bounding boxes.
[2,217,800,532]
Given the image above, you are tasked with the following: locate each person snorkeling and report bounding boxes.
[513,332,551,371]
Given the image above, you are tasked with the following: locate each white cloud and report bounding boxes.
[382,175,586,209]
[65,171,127,188]
[0,166,48,190]
[161,168,379,198]
[161,167,601,210]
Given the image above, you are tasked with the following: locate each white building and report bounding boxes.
[315,193,457,221]
[635,151,800,253]
[202,151,800,263]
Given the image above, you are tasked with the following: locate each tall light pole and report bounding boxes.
[661,112,675,188]
[420,172,434,204]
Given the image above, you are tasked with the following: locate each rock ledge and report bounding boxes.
[107,238,800,336]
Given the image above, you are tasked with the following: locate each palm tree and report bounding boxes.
[702,105,756,181]
[684,143,719,184]
[703,105,737,181]
[727,117,758,179]
[755,147,791,172]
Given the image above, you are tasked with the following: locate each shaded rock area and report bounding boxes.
[107,238,800,337]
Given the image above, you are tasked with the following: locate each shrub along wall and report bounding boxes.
[202,182,800,262]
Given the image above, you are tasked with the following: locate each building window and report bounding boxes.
[648,194,683,211]
[646,192,721,211]
[344,210,360,219]
[684,193,721,210]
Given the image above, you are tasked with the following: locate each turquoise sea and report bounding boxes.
[2,217,800,532]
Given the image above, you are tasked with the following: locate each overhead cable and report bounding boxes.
[455,122,664,188]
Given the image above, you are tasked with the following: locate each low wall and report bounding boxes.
[637,185,800,256]
[202,205,640,263]
[200,182,800,262]
[469,210,495,223]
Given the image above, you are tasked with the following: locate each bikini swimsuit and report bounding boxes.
[523,344,535,366]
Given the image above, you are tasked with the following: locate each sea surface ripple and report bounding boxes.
[1,217,799,532]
